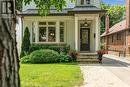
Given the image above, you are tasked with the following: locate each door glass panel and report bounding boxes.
[82,30,88,44]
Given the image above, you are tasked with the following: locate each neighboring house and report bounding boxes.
[101,0,130,58]
[18,0,106,53]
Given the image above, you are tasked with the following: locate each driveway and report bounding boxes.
[80,55,130,87]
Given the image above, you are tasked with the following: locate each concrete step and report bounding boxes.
[77,53,99,63]
[78,61,99,64]
[78,56,98,59]
[77,58,99,61]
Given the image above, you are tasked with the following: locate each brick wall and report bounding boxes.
[126,30,130,57]
[103,31,126,57]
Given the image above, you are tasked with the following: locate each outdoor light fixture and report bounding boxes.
[84,18,88,27]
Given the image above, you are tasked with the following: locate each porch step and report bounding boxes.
[77,53,99,63]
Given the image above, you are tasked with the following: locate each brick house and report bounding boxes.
[101,0,130,58]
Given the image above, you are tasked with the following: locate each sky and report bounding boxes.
[102,0,126,5]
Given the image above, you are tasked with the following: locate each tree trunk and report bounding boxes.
[0,0,20,87]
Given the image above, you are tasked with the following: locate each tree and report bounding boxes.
[0,0,68,87]
[20,27,31,58]
[0,0,20,87]
[100,3,125,34]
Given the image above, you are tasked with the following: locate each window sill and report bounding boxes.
[32,42,66,45]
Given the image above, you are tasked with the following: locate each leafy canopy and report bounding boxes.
[21,0,74,16]
[100,3,125,34]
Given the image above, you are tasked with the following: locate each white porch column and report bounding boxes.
[30,22,33,43]
[75,17,78,51]
[34,21,39,43]
[56,21,60,43]
[95,16,100,51]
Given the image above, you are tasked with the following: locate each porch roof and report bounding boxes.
[18,6,106,16]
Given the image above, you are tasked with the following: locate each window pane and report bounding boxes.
[86,0,90,4]
[60,27,64,42]
[60,22,64,27]
[81,0,84,5]
[117,33,121,40]
[39,27,47,42]
[48,22,56,25]
[39,22,46,25]
[48,27,56,42]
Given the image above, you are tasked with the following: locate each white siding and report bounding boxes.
[66,20,75,50]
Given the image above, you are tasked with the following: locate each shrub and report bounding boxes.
[20,55,31,64]
[20,27,31,58]
[29,44,70,54]
[20,49,74,64]
[30,49,60,63]
[59,55,71,62]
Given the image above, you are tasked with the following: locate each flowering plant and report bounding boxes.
[96,50,106,55]
[97,44,107,55]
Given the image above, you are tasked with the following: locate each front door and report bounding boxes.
[80,28,90,51]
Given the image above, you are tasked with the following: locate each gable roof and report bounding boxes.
[101,20,127,37]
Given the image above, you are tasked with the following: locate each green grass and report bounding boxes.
[20,63,83,87]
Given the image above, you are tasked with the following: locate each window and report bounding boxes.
[60,22,64,42]
[37,21,65,43]
[80,0,90,5]
[1,1,14,14]
[81,0,84,5]
[117,33,121,40]
[111,35,114,43]
[86,0,90,4]
[38,22,56,42]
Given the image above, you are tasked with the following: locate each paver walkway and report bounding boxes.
[80,54,130,87]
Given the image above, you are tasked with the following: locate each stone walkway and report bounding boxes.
[80,54,130,87]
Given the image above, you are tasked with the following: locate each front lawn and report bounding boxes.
[20,63,83,87]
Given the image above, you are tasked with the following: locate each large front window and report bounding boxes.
[37,21,64,43]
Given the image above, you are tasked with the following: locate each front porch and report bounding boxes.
[75,14,100,53]
[21,14,100,53]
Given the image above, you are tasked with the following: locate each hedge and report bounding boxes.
[29,44,70,54]
[21,49,74,64]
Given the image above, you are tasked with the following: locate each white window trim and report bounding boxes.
[36,21,65,43]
